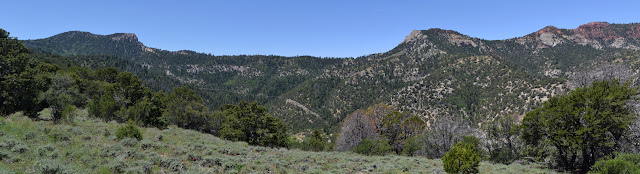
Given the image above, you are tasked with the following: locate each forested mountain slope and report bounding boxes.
[22,22,640,133]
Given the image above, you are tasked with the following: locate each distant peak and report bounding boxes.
[55,31,94,37]
[402,28,465,43]
[402,30,426,43]
[540,26,561,33]
[530,26,564,37]
[173,50,196,55]
[50,31,140,43]
[64,31,91,34]
[109,33,138,42]
[426,28,462,35]
[577,22,610,30]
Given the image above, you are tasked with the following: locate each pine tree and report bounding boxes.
[521,79,639,171]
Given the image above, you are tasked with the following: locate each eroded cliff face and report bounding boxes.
[513,22,640,50]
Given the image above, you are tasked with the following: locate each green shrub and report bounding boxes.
[0,150,9,160]
[119,138,139,147]
[160,157,187,172]
[116,121,143,141]
[402,136,421,156]
[107,158,129,173]
[96,166,113,174]
[488,147,518,164]
[0,140,18,149]
[460,135,485,157]
[591,153,640,174]
[442,141,481,174]
[286,136,303,150]
[35,159,73,174]
[100,144,125,158]
[49,129,71,142]
[521,80,639,171]
[11,144,29,153]
[460,136,480,150]
[302,130,326,152]
[24,131,36,140]
[353,138,391,156]
[61,105,78,123]
[615,153,640,164]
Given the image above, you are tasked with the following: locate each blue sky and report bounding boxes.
[2,0,639,57]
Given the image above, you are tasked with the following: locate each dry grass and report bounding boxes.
[0,110,559,173]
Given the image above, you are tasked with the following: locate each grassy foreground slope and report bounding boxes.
[0,111,555,174]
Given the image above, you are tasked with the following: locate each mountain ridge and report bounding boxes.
[32,22,640,59]
[20,22,640,134]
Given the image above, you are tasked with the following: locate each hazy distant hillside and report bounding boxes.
[22,22,640,133]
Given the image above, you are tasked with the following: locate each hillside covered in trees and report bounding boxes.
[21,22,640,135]
[5,21,640,173]
[0,28,558,173]
[1,29,289,148]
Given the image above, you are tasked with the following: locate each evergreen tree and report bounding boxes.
[0,29,56,116]
[163,86,212,132]
[442,141,481,174]
[304,130,326,152]
[219,100,288,147]
[38,73,84,122]
[521,79,639,171]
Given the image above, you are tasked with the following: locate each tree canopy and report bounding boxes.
[219,100,288,147]
[521,79,639,171]
[0,29,57,116]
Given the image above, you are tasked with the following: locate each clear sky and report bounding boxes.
[2,0,639,57]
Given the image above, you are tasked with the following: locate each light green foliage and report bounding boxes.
[442,141,481,174]
[353,138,391,156]
[521,79,639,171]
[591,153,640,174]
[116,121,143,140]
[460,136,482,153]
[285,136,303,149]
[591,159,639,174]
